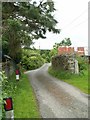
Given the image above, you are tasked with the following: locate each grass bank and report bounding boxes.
[5,73,40,118]
[48,66,88,94]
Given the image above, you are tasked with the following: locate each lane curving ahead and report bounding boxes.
[25,63,88,118]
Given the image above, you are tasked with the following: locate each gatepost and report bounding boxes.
[3,97,14,120]
[15,69,20,81]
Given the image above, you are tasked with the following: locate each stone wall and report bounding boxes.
[2,60,15,77]
[51,54,79,74]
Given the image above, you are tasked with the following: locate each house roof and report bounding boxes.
[77,47,84,51]
[58,46,74,55]
[58,46,88,56]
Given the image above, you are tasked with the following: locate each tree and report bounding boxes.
[49,48,58,58]
[2,1,60,63]
[2,19,22,63]
[53,38,72,49]
[59,38,72,46]
[2,2,60,36]
[50,38,72,58]
[40,50,51,62]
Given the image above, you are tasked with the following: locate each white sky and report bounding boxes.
[33,0,89,50]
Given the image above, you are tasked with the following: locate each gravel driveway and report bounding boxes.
[26,63,88,118]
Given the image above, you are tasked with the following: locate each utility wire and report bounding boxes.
[71,19,88,29]
[60,19,87,34]
[62,9,88,30]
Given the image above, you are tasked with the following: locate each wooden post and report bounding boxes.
[3,97,14,119]
[15,69,20,81]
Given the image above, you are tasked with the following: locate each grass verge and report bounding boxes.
[48,66,88,94]
[6,73,40,118]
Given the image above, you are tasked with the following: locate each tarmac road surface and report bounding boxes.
[26,63,88,118]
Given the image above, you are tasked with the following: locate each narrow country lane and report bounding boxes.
[25,63,88,118]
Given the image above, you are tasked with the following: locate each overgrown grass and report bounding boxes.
[4,73,40,118]
[48,66,88,94]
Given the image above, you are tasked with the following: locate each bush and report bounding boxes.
[76,56,88,73]
[21,50,45,70]
[40,50,51,63]
[0,71,9,101]
[0,71,18,118]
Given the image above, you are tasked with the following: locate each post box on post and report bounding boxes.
[3,97,14,119]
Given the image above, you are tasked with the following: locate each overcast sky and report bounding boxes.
[33,0,89,50]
